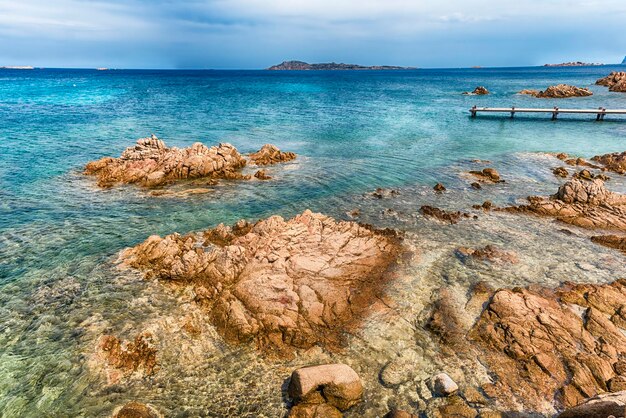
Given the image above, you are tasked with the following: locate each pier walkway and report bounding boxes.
[470,106,626,120]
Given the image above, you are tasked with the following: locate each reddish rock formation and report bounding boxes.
[94,332,158,384]
[455,245,518,264]
[596,71,626,93]
[469,280,626,412]
[520,84,593,98]
[563,157,602,169]
[254,169,272,180]
[287,364,363,416]
[85,136,248,188]
[120,210,401,355]
[420,205,469,224]
[469,168,502,183]
[433,183,446,192]
[504,178,626,231]
[592,151,626,174]
[85,136,296,188]
[249,144,296,165]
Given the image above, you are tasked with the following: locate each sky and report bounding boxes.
[0,0,625,69]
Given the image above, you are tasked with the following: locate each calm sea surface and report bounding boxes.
[1,66,625,416]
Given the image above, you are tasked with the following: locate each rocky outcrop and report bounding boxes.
[469,280,626,412]
[553,167,569,178]
[120,210,401,355]
[85,136,295,188]
[249,144,296,166]
[591,234,626,254]
[520,84,593,98]
[433,183,446,192]
[463,86,489,95]
[519,89,540,96]
[469,168,502,183]
[94,332,158,384]
[544,62,602,67]
[368,188,400,199]
[287,364,363,417]
[596,72,626,92]
[505,178,626,231]
[592,151,626,174]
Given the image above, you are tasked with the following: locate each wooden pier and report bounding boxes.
[470,106,626,121]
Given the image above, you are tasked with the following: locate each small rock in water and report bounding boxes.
[384,409,419,418]
[433,183,446,192]
[470,182,482,190]
[430,373,459,397]
[463,86,489,95]
[553,167,569,178]
[112,402,161,418]
[254,169,272,180]
[369,188,401,199]
[346,208,360,219]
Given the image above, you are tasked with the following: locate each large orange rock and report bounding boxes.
[469,280,626,412]
[249,143,296,165]
[592,151,626,174]
[522,84,593,98]
[120,210,401,355]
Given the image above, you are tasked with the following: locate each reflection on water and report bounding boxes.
[1,67,626,416]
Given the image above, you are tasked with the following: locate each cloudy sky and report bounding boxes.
[0,0,625,69]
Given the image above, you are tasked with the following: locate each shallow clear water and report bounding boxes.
[1,66,626,417]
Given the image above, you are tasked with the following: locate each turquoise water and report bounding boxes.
[1,66,626,417]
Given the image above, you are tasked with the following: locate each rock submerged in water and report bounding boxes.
[84,135,295,188]
[420,205,469,224]
[518,84,593,98]
[112,402,161,418]
[287,364,363,416]
[119,210,401,355]
[93,332,158,385]
[463,86,489,95]
[592,150,626,174]
[429,373,459,397]
[557,391,626,418]
[455,245,518,264]
[469,167,502,183]
[596,71,626,93]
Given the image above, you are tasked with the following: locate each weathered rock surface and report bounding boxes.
[469,168,502,183]
[433,183,446,192]
[469,280,626,412]
[85,136,295,188]
[463,86,489,95]
[287,364,363,415]
[504,178,626,231]
[94,332,158,385]
[592,151,626,174]
[557,390,626,418]
[120,210,401,355]
[85,136,248,188]
[520,84,593,98]
[553,167,569,178]
[249,144,296,166]
[384,409,419,418]
[596,71,626,92]
[254,169,272,180]
[112,402,161,418]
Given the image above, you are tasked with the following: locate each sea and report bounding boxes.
[0,66,625,417]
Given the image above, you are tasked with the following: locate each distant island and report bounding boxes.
[267,60,415,70]
[543,61,602,67]
[0,66,34,70]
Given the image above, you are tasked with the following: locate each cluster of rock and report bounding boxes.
[420,205,471,224]
[596,71,626,92]
[469,280,626,411]
[592,150,626,174]
[93,332,158,385]
[119,210,401,355]
[462,86,489,95]
[519,84,593,98]
[469,167,502,183]
[84,135,295,188]
[455,245,518,265]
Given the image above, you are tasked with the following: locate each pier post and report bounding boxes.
[552,107,559,120]
[510,107,515,118]
[470,105,477,118]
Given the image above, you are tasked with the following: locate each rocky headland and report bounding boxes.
[519,84,593,98]
[543,61,602,67]
[119,210,402,356]
[267,61,414,70]
[84,135,295,189]
[596,71,626,92]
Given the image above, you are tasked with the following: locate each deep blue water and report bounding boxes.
[0,66,625,416]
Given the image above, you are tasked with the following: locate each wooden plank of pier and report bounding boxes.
[470,106,626,120]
